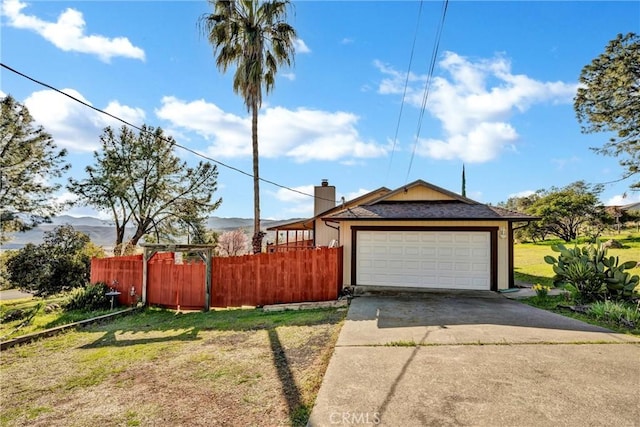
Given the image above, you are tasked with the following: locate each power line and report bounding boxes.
[405,0,449,183]
[385,0,424,185]
[1,62,338,204]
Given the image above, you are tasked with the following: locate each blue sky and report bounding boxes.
[1,0,639,220]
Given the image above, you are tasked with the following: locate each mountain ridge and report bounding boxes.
[1,215,303,250]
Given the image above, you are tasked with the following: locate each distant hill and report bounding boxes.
[1,216,301,250]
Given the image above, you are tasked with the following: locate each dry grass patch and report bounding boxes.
[1,306,346,426]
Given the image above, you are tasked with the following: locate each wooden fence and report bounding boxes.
[90,247,343,310]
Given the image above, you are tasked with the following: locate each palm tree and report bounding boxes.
[201,0,296,253]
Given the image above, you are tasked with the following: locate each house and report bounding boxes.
[266,179,390,251]
[269,179,538,292]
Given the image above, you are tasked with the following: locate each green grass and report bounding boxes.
[1,306,346,427]
[514,231,640,334]
[0,295,115,341]
[520,295,640,335]
[514,230,640,288]
[385,340,418,347]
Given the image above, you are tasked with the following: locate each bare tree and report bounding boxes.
[216,229,250,257]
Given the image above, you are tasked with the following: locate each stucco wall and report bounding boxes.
[314,220,339,247]
[338,220,511,290]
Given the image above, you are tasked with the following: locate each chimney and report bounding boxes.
[314,179,336,216]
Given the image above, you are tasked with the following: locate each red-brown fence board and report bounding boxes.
[90,255,143,306]
[147,259,206,310]
[210,247,342,308]
[90,247,343,310]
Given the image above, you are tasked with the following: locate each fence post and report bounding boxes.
[202,248,212,312]
[142,248,157,306]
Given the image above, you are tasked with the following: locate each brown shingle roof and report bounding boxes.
[323,201,538,221]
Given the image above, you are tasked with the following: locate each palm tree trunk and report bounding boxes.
[251,104,263,253]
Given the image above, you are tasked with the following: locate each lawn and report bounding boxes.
[520,295,640,335]
[513,230,640,288]
[0,296,116,341]
[0,306,346,427]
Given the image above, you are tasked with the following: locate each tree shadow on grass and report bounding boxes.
[79,327,201,349]
[268,328,309,426]
[75,306,344,425]
[513,270,554,287]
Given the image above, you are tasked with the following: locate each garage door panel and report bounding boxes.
[420,234,437,243]
[373,233,388,243]
[472,248,488,257]
[471,234,488,243]
[387,246,402,255]
[421,247,437,257]
[403,247,419,257]
[454,234,471,243]
[455,248,470,256]
[437,234,453,243]
[357,230,491,290]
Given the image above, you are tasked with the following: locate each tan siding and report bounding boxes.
[314,220,339,247]
[344,189,390,207]
[385,187,457,202]
[340,220,510,290]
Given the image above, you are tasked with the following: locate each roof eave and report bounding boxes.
[323,216,540,222]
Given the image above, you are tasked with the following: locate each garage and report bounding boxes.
[322,179,538,292]
[356,230,492,290]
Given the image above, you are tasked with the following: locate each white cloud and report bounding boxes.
[416,122,518,163]
[281,72,296,81]
[24,89,103,152]
[551,156,580,170]
[103,101,146,128]
[294,38,311,54]
[606,194,640,206]
[2,0,145,62]
[341,37,354,45]
[508,190,536,199]
[339,188,372,203]
[24,88,145,152]
[0,90,6,98]
[273,185,315,217]
[274,185,314,204]
[272,186,377,218]
[376,51,578,163]
[156,96,388,162]
[51,191,109,219]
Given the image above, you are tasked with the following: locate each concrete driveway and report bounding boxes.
[308,291,640,426]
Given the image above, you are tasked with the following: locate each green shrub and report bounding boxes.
[0,250,16,290]
[5,225,96,296]
[65,283,111,312]
[589,300,640,328]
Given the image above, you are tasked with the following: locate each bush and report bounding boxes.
[65,282,111,312]
[0,250,16,290]
[5,225,96,296]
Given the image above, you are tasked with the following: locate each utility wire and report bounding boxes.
[1,62,338,204]
[405,0,449,183]
[385,0,424,186]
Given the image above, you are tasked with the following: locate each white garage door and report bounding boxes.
[356,230,491,290]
